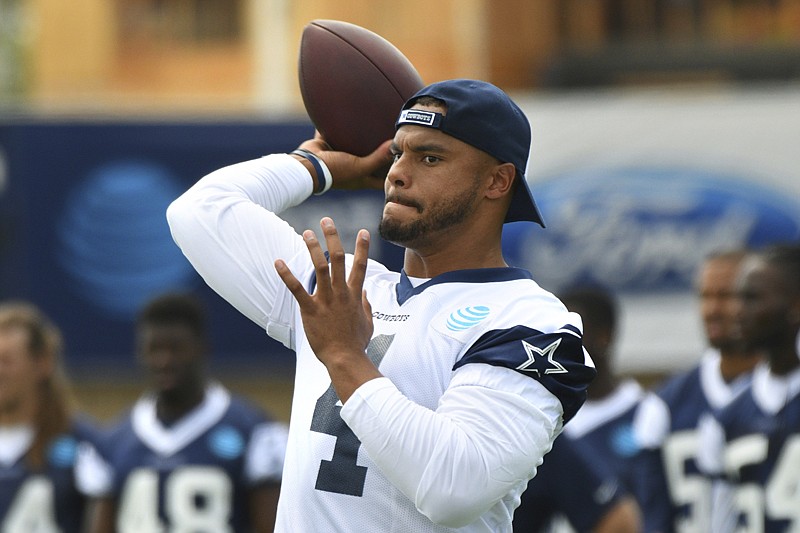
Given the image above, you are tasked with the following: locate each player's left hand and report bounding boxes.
[274,217,381,402]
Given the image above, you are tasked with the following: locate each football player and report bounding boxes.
[0,301,101,533]
[698,243,800,532]
[559,285,644,492]
[166,79,596,532]
[631,249,761,532]
[513,435,641,532]
[80,293,288,533]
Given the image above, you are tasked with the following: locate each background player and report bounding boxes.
[559,285,644,493]
[0,300,101,533]
[81,292,288,533]
[698,243,800,532]
[513,435,642,533]
[167,79,596,531]
[519,283,643,533]
[632,249,761,532]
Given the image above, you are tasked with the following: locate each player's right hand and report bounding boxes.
[296,132,392,191]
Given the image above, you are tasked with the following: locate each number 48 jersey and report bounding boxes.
[82,383,287,533]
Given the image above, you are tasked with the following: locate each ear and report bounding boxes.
[485,162,516,200]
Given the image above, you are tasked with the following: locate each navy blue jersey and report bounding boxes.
[0,417,101,533]
[99,385,286,533]
[513,435,627,532]
[632,352,752,533]
[634,365,708,533]
[713,364,800,533]
[564,380,642,492]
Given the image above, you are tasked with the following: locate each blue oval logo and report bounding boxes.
[503,167,800,292]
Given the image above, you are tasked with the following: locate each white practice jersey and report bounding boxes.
[167,154,596,533]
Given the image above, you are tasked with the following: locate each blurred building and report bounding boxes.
[1,0,800,112]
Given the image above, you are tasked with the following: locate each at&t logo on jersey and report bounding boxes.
[47,434,79,468]
[446,306,491,332]
[208,426,245,460]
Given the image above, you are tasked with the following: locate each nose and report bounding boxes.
[385,154,409,190]
[705,296,725,317]
[144,346,176,369]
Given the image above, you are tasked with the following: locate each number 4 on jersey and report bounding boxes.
[310,334,394,496]
[2,477,59,533]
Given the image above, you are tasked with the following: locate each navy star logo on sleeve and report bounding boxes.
[516,339,568,376]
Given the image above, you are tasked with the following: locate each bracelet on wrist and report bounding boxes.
[290,149,333,195]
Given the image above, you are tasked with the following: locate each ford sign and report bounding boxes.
[502,166,800,293]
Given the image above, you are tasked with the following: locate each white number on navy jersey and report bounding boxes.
[725,434,768,533]
[2,476,59,533]
[765,437,800,530]
[724,434,800,532]
[117,467,233,533]
[663,430,711,533]
[310,334,393,496]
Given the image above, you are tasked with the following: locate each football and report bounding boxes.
[298,19,424,157]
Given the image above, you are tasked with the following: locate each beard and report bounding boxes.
[0,393,22,416]
[379,179,482,248]
[710,334,744,354]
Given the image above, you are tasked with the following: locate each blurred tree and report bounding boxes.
[0,0,30,98]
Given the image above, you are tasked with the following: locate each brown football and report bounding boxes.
[298,19,424,157]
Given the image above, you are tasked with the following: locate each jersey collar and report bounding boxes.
[132,382,231,457]
[396,267,534,305]
[0,425,34,467]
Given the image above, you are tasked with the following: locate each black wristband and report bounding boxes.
[291,149,331,195]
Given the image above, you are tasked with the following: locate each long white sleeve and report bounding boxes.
[340,365,562,528]
[166,154,311,342]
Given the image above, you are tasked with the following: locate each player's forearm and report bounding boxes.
[167,155,309,329]
[321,350,384,403]
[173,154,314,213]
[340,368,560,528]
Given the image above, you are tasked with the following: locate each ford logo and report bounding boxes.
[503,166,800,292]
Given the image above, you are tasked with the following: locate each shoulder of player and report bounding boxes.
[223,394,273,424]
[220,394,289,442]
[67,414,108,447]
[565,381,643,439]
[715,391,750,422]
[430,277,572,329]
[653,363,703,404]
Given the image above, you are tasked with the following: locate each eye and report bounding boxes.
[423,155,440,164]
[390,151,402,162]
